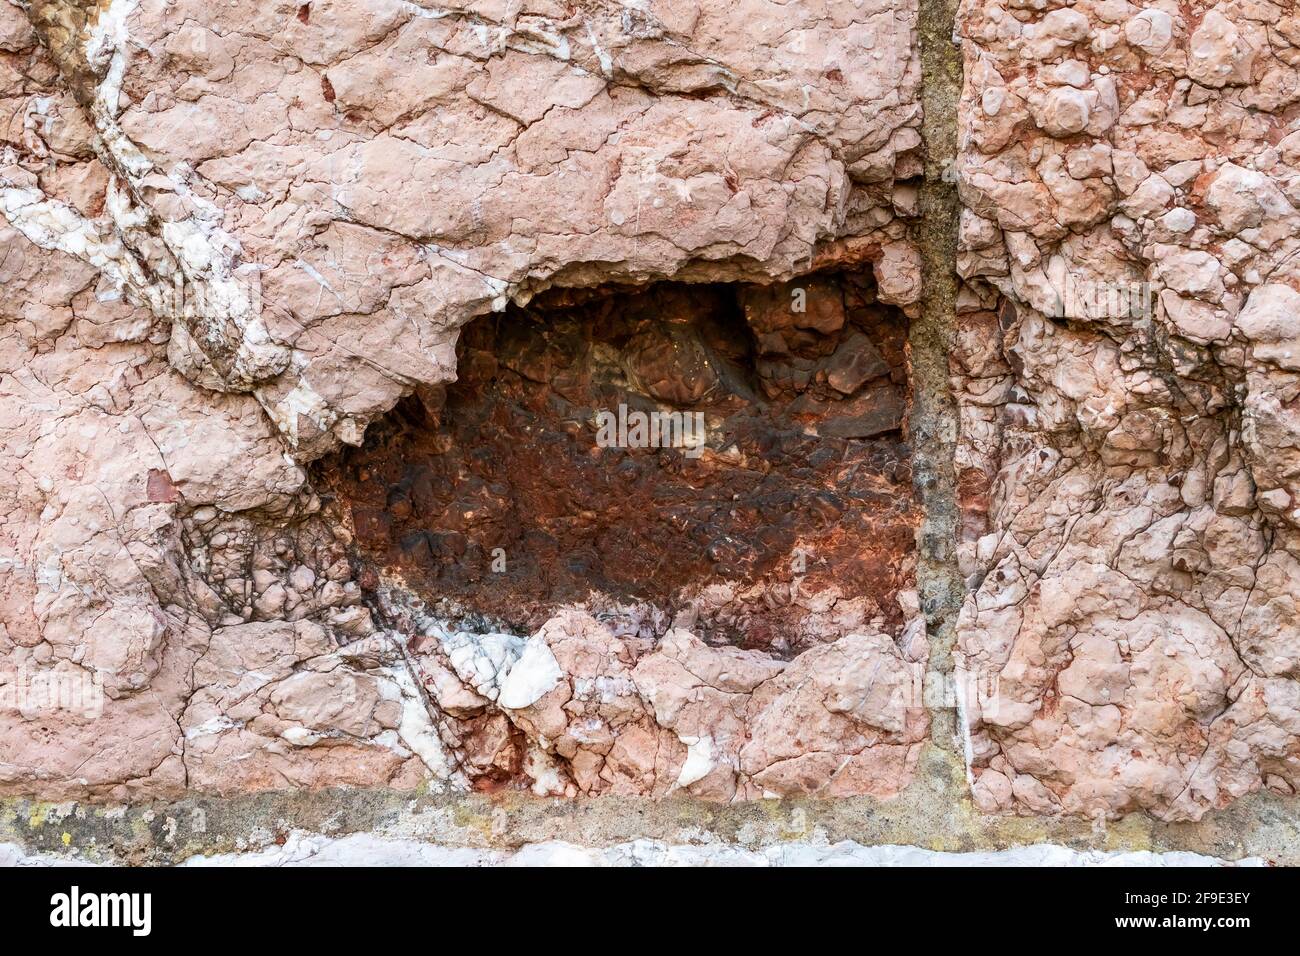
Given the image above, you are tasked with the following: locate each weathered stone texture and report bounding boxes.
[3,0,1299,832]
[0,0,928,802]
[953,0,1300,820]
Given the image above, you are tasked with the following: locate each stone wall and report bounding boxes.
[0,0,1296,862]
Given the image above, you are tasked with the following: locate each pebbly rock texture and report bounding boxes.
[0,0,929,802]
[952,0,1300,821]
[389,607,927,798]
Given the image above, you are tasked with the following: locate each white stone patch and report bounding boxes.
[86,0,140,117]
[183,716,239,741]
[185,832,497,867]
[497,636,563,709]
[0,844,97,867]
[377,663,451,780]
[280,726,321,746]
[265,377,338,448]
[441,631,526,702]
[0,187,139,290]
[400,1,452,20]
[67,0,292,391]
[509,18,570,61]
[2,835,1264,867]
[674,735,716,788]
[584,20,614,77]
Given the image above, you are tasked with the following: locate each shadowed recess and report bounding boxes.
[316,270,919,656]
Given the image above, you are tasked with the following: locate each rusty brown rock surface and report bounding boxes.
[322,274,917,650]
[314,272,925,797]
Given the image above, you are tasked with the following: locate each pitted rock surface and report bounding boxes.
[952,0,1300,820]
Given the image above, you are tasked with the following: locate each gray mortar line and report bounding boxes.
[910,0,967,792]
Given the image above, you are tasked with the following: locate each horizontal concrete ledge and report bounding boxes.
[4,779,1297,866]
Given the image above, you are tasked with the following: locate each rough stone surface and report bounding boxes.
[0,0,928,804]
[952,0,1300,821]
[327,275,917,650]
[0,0,1297,859]
[390,608,927,798]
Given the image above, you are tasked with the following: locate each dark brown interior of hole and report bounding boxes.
[314,269,919,655]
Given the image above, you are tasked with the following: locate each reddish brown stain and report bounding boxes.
[146,468,179,503]
[317,273,919,655]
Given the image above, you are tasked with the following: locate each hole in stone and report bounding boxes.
[314,268,919,658]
